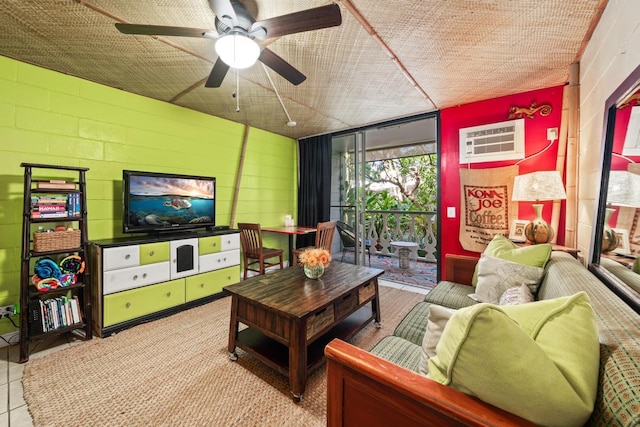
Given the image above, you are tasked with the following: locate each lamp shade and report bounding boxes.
[511,171,567,202]
[215,34,260,69]
[607,170,640,207]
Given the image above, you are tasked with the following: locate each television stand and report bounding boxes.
[90,228,240,337]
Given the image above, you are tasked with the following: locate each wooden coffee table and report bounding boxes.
[224,262,384,401]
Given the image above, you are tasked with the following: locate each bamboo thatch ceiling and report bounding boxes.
[0,0,606,139]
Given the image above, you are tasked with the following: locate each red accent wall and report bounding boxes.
[440,85,566,274]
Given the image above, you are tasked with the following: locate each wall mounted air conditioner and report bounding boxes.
[459,118,525,164]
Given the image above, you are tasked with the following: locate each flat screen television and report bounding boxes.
[123,170,216,234]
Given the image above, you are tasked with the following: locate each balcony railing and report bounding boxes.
[340,209,437,262]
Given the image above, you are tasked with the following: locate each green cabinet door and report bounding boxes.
[139,242,170,265]
[103,278,185,326]
[198,235,221,255]
[185,266,240,302]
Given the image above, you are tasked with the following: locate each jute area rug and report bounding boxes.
[23,285,424,427]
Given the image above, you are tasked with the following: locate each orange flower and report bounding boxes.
[299,248,331,268]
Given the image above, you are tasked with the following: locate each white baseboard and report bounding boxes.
[0,331,19,348]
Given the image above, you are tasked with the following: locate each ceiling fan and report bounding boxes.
[115,0,342,88]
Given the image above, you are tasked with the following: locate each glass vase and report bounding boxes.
[303,264,324,279]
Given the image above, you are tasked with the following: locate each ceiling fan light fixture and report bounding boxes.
[215,34,260,69]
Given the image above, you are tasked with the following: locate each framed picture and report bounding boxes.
[509,220,528,243]
[613,228,631,255]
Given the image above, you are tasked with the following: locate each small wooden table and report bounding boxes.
[224,262,384,401]
[261,225,317,263]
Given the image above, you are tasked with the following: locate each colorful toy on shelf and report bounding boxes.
[60,255,85,274]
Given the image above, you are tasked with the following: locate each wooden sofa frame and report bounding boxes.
[325,254,536,427]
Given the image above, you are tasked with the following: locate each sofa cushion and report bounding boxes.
[418,305,456,375]
[471,235,551,285]
[393,302,433,346]
[427,292,600,427]
[423,281,478,309]
[370,335,421,372]
[499,283,534,305]
[469,255,544,303]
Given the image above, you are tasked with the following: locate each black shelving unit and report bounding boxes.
[19,163,92,363]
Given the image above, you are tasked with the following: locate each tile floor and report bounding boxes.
[0,332,84,427]
[0,279,427,426]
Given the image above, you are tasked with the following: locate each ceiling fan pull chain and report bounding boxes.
[235,67,240,112]
[261,63,296,127]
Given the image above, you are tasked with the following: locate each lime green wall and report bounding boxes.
[0,56,297,335]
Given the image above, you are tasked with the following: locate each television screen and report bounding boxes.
[123,170,215,234]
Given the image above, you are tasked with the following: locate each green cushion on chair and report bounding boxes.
[427,292,599,427]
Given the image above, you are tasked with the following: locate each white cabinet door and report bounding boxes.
[170,238,199,279]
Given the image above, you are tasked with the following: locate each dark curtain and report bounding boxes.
[296,134,332,248]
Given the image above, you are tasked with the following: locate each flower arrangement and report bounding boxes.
[298,248,332,268]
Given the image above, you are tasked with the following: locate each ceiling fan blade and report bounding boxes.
[259,48,306,86]
[205,57,230,88]
[209,0,238,27]
[115,23,216,39]
[251,4,342,39]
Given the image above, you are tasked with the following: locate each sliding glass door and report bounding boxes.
[331,132,369,265]
[330,114,439,268]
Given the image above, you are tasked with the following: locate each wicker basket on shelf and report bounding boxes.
[33,229,81,252]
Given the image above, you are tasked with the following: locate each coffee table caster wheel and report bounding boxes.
[292,393,303,403]
[229,351,238,361]
[374,321,382,329]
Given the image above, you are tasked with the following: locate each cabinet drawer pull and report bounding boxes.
[212,242,217,247]
[125,254,131,260]
[200,283,205,288]
[166,292,171,297]
[149,250,155,256]
[315,308,327,316]
[125,302,131,308]
[142,273,147,279]
[133,274,138,280]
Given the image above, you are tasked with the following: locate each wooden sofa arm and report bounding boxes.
[445,254,479,285]
[325,339,535,427]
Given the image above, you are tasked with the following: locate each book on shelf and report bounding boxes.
[37,204,67,213]
[30,193,82,218]
[31,196,67,205]
[31,211,69,219]
[36,181,76,190]
[30,296,82,333]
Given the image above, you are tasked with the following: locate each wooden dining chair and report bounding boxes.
[292,221,336,266]
[238,223,284,280]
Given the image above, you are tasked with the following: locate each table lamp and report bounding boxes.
[512,171,567,244]
[604,170,640,252]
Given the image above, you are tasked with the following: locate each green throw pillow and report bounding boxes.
[427,292,599,427]
[471,234,552,286]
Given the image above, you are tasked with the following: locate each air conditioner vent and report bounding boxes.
[459,119,525,164]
